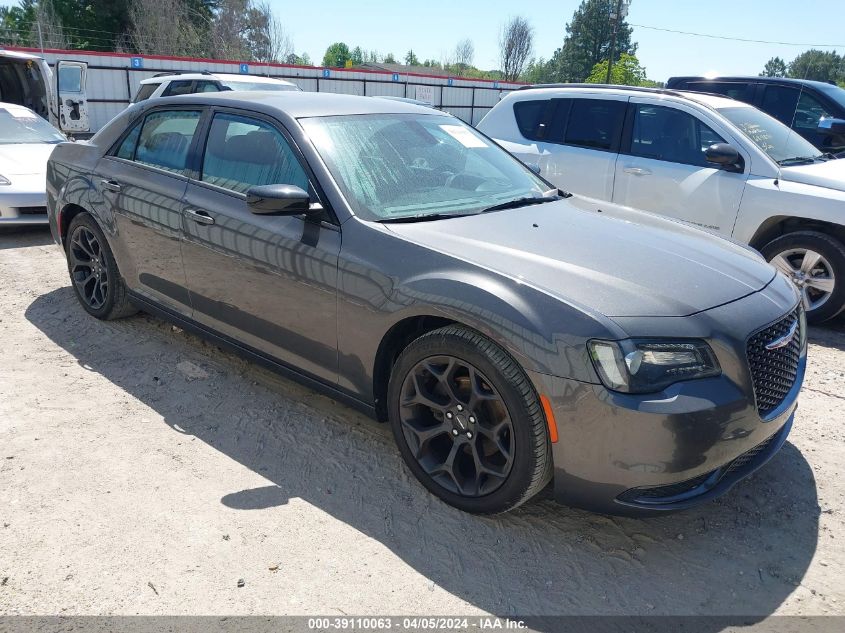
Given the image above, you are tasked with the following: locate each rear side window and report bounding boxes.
[133,83,158,103]
[563,99,626,151]
[114,122,141,160]
[513,100,548,140]
[761,85,800,126]
[162,80,195,97]
[628,104,726,167]
[201,113,309,194]
[194,81,221,93]
[134,110,201,174]
[688,81,751,101]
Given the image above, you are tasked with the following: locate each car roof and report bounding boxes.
[140,72,297,86]
[669,75,839,90]
[0,101,37,114]
[151,90,444,118]
[0,49,42,61]
[509,84,743,108]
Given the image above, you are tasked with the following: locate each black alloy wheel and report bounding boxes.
[69,225,109,310]
[65,213,137,321]
[398,355,515,497]
[388,325,552,514]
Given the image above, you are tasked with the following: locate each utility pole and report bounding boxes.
[605,0,630,84]
[37,21,44,52]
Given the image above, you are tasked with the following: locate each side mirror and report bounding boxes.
[818,117,845,135]
[247,184,311,216]
[704,143,743,172]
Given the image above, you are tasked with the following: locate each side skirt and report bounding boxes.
[128,292,379,420]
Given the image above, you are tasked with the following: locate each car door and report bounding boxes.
[56,60,89,133]
[612,98,748,236]
[530,96,627,200]
[180,109,340,384]
[91,107,202,315]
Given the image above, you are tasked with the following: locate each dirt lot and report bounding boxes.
[1,227,844,620]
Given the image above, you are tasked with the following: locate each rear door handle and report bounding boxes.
[100,179,122,192]
[623,166,652,176]
[185,208,215,225]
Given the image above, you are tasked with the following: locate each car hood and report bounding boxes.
[384,197,776,318]
[0,143,53,175]
[779,158,845,192]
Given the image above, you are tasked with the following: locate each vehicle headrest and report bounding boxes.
[225,130,281,165]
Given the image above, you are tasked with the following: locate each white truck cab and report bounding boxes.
[0,49,89,134]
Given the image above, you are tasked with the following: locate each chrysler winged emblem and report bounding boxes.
[765,319,798,351]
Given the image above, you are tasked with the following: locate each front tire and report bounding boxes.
[762,230,845,324]
[66,213,137,321]
[387,325,552,514]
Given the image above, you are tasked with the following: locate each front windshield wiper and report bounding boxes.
[378,211,479,224]
[479,194,560,214]
[777,155,824,166]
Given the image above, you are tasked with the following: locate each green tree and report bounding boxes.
[521,57,555,84]
[50,0,133,50]
[350,45,364,65]
[547,0,636,83]
[0,1,36,46]
[760,56,787,77]
[322,41,351,67]
[405,49,419,66]
[383,52,396,64]
[787,49,843,83]
[586,52,648,86]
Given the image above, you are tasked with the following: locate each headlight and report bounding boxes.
[0,175,10,186]
[588,339,721,394]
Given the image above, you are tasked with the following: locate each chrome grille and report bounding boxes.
[746,307,802,417]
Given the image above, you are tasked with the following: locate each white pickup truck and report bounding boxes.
[0,49,89,134]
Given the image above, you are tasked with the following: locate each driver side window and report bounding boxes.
[629,104,726,167]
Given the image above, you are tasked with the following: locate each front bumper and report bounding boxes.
[528,278,805,516]
[0,187,49,225]
[532,362,800,516]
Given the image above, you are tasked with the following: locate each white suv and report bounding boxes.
[478,85,845,323]
[132,72,300,103]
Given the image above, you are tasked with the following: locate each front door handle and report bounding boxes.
[623,166,652,176]
[185,208,215,225]
[100,179,122,192]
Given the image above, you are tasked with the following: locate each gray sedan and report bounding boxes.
[46,92,806,515]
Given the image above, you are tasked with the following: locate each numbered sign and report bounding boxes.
[239,63,249,74]
[447,78,453,87]
[392,73,400,82]
[322,69,331,78]
[130,57,143,69]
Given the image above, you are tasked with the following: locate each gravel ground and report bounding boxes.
[1,227,844,620]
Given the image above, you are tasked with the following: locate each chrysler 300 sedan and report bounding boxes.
[46,92,806,515]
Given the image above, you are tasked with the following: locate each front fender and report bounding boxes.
[336,220,619,402]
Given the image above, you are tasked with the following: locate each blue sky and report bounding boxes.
[3,0,844,80]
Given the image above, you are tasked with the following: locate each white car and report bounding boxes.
[478,85,845,323]
[0,102,65,226]
[132,72,301,103]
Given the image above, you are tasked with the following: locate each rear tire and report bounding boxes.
[761,230,845,324]
[387,325,552,514]
[66,213,137,321]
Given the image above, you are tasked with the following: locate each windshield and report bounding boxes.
[219,80,299,92]
[0,107,65,144]
[717,105,822,164]
[816,82,845,110]
[301,113,551,221]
